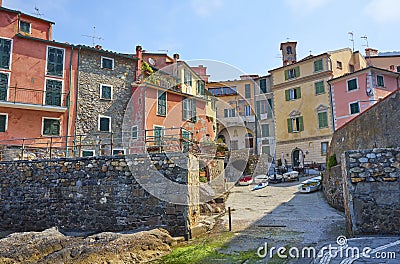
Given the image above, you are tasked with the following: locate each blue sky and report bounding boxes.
[4,0,400,80]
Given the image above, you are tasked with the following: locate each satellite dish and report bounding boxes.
[366,88,374,96]
[148,57,155,66]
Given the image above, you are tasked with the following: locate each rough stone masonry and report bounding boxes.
[0,153,200,237]
[342,148,400,236]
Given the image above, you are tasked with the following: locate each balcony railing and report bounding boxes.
[0,86,69,109]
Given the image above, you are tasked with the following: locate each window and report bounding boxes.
[390,65,395,71]
[256,100,273,118]
[81,150,95,157]
[349,64,355,73]
[157,90,166,116]
[349,102,360,115]
[182,97,196,121]
[230,140,238,150]
[43,118,60,136]
[45,79,62,106]
[224,108,235,117]
[244,105,251,116]
[245,84,251,98]
[285,66,300,80]
[397,66,400,73]
[262,145,271,155]
[184,69,192,86]
[100,84,112,100]
[98,115,111,132]
[0,114,7,132]
[47,47,64,77]
[347,78,358,91]
[315,81,325,95]
[112,149,125,155]
[337,61,342,69]
[196,80,205,96]
[261,124,270,137]
[285,87,301,100]
[131,126,138,140]
[314,59,323,72]
[0,38,12,70]
[0,72,9,101]
[259,79,267,93]
[376,75,384,87]
[287,116,304,133]
[154,126,164,146]
[286,46,292,54]
[101,56,114,69]
[318,112,328,128]
[321,142,328,156]
[182,129,190,152]
[19,21,31,34]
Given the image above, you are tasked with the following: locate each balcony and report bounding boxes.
[0,87,69,112]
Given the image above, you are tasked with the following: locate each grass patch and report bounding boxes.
[155,232,261,264]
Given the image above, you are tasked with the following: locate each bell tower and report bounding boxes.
[280,41,297,66]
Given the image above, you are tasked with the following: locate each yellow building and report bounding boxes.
[269,42,366,166]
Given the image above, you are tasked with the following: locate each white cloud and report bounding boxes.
[190,0,223,17]
[284,0,330,14]
[364,0,400,24]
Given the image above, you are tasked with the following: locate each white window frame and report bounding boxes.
[0,113,8,132]
[101,56,114,70]
[81,149,96,157]
[337,61,343,69]
[349,101,360,115]
[288,68,296,79]
[98,115,111,132]
[157,90,167,116]
[100,83,113,100]
[44,77,64,106]
[131,125,138,140]
[112,148,126,155]
[346,78,358,92]
[0,37,13,71]
[244,105,251,116]
[42,117,61,136]
[321,142,328,156]
[0,71,10,101]
[376,75,385,87]
[46,46,65,78]
[19,20,31,34]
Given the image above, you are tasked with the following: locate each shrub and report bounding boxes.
[327,154,338,169]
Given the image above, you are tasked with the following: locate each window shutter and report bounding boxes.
[256,101,260,117]
[192,98,196,122]
[0,115,6,132]
[285,90,290,101]
[224,109,228,118]
[0,73,8,101]
[295,66,300,78]
[232,108,235,117]
[296,87,301,99]
[299,116,304,131]
[284,70,289,80]
[287,118,293,133]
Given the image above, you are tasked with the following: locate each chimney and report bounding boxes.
[365,48,378,57]
[135,45,143,82]
[173,53,180,63]
[94,45,102,50]
[0,0,2,7]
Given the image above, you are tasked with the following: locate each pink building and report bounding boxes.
[329,66,400,130]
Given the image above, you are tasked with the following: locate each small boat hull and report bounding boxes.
[298,176,322,193]
[238,175,253,186]
[252,182,268,191]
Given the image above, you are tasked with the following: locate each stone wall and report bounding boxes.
[322,165,344,211]
[0,153,200,237]
[342,148,400,236]
[323,90,400,210]
[76,48,138,151]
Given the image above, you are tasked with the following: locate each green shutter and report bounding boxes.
[0,39,12,69]
[295,66,300,77]
[285,90,290,101]
[0,115,6,132]
[224,109,228,118]
[296,87,301,99]
[284,70,289,80]
[256,101,261,117]
[0,73,8,101]
[299,116,304,131]
[192,98,196,122]
[287,118,293,133]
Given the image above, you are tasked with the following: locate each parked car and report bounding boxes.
[298,176,322,193]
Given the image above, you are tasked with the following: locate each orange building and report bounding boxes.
[0,5,78,153]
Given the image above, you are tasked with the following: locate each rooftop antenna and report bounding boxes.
[157,49,169,53]
[82,26,104,47]
[33,6,44,17]
[348,32,354,52]
[361,35,369,48]
[309,50,312,56]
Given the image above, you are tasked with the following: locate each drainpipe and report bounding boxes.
[17,13,20,32]
[74,46,82,157]
[65,46,74,157]
[328,83,335,132]
[253,82,258,155]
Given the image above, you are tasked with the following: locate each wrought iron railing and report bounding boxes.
[0,86,69,107]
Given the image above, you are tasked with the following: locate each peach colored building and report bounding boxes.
[365,48,400,73]
[0,5,78,150]
[328,66,400,130]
